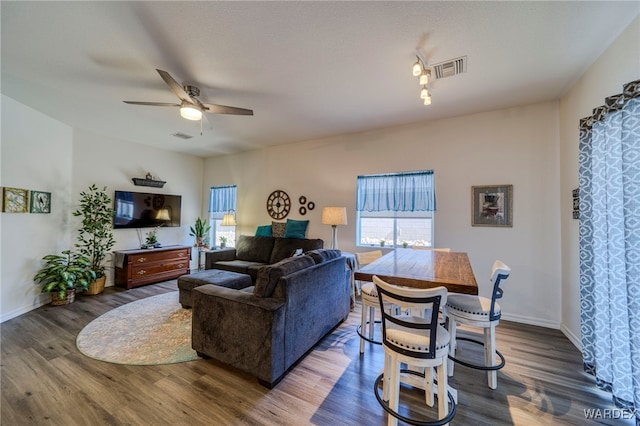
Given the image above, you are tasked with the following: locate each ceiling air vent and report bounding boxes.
[431,56,467,80]
[172,132,193,140]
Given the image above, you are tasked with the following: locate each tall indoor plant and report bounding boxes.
[33,250,96,305]
[73,184,115,295]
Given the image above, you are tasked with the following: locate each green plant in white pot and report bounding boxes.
[189,217,211,249]
[72,184,115,295]
[33,250,96,305]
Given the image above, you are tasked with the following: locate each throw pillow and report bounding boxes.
[272,221,286,238]
[284,219,309,238]
[254,255,315,298]
[255,225,272,237]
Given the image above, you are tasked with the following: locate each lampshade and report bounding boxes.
[419,70,430,86]
[420,86,430,99]
[412,60,422,77]
[423,93,432,105]
[155,208,171,221]
[180,102,202,121]
[321,207,347,226]
[221,212,236,226]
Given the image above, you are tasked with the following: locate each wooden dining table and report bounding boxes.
[354,249,478,295]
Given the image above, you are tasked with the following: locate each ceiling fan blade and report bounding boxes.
[202,103,254,116]
[156,69,195,103]
[123,101,180,107]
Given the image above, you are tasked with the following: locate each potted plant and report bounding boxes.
[380,239,385,247]
[402,241,409,248]
[142,225,162,249]
[33,250,96,305]
[219,236,228,249]
[189,217,211,249]
[72,184,115,295]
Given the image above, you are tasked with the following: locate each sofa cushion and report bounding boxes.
[271,221,286,238]
[284,219,309,238]
[255,225,272,237]
[305,249,342,264]
[269,237,324,264]
[254,255,316,298]
[235,235,275,264]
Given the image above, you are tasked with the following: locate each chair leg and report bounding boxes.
[388,356,400,426]
[437,359,449,425]
[382,353,390,402]
[424,366,434,407]
[359,301,367,354]
[368,305,376,340]
[486,326,497,389]
[447,318,457,375]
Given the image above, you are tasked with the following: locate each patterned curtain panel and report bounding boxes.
[578,79,640,417]
[208,185,237,213]
[356,170,435,212]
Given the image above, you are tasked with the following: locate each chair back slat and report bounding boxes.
[489,260,511,321]
[355,250,383,267]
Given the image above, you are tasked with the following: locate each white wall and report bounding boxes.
[0,96,204,322]
[205,101,562,328]
[1,95,74,321]
[559,16,640,348]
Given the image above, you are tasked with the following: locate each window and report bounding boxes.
[209,185,237,248]
[356,171,435,248]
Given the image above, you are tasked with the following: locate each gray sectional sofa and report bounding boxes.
[205,235,324,279]
[191,248,351,388]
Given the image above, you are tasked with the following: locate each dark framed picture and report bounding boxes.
[471,185,513,227]
[572,188,579,219]
[30,190,51,213]
[2,187,29,213]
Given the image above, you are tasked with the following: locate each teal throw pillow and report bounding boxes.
[255,225,272,237]
[284,219,309,239]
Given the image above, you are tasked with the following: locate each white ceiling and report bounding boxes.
[2,1,638,157]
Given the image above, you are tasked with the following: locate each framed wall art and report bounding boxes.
[2,187,29,213]
[30,190,51,213]
[471,185,513,227]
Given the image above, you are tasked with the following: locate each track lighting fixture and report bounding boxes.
[412,56,432,106]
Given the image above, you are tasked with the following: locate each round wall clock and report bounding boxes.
[266,190,291,220]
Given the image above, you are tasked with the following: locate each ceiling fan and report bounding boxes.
[124,69,253,121]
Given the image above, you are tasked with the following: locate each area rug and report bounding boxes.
[76,291,200,365]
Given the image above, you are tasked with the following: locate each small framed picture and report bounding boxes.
[30,190,51,213]
[471,185,513,227]
[2,187,29,213]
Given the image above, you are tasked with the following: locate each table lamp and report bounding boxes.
[321,207,347,249]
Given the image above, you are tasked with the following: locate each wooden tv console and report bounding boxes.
[114,245,192,289]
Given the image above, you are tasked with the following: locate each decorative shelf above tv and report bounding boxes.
[132,178,166,188]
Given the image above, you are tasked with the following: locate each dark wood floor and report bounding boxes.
[1,280,629,426]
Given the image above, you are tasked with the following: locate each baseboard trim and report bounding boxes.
[501,312,559,329]
[1,294,50,323]
[560,324,582,351]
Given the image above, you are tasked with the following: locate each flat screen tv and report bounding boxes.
[113,190,181,229]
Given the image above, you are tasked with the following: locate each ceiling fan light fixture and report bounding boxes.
[180,103,202,121]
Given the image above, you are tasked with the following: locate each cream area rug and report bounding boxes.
[76,291,200,365]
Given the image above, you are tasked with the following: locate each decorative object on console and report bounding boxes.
[132,172,166,188]
[29,190,51,213]
[189,217,211,249]
[73,184,116,295]
[142,225,163,249]
[471,185,513,227]
[266,190,291,220]
[322,206,347,249]
[2,187,29,213]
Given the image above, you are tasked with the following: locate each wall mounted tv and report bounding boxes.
[113,190,182,229]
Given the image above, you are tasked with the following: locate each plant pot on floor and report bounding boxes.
[50,288,76,306]
[85,276,106,295]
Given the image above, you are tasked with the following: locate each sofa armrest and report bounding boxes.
[191,285,287,386]
[205,248,237,269]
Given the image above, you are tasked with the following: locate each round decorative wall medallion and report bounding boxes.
[299,195,307,205]
[307,201,315,211]
[266,190,291,220]
[299,206,307,215]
